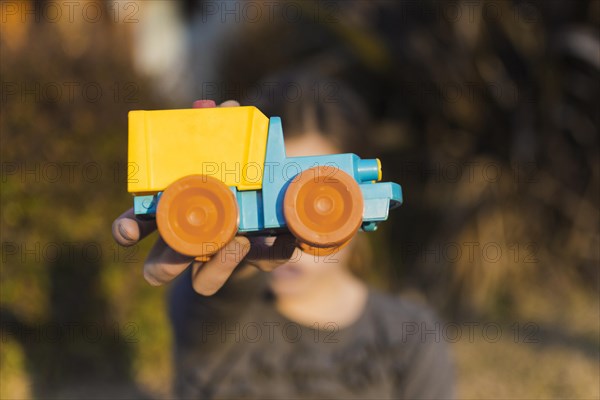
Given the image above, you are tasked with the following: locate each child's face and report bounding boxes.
[268,132,356,297]
[268,241,354,297]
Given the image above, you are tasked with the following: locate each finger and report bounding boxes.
[219,100,240,107]
[143,236,194,286]
[112,208,157,247]
[244,234,297,272]
[191,236,251,295]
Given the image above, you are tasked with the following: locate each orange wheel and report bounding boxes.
[156,175,238,258]
[283,166,364,255]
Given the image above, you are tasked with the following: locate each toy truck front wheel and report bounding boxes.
[283,166,364,256]
[156,175,239,261]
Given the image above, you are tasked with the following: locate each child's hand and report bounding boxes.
[112,208,295,295]
[111,99,295,295]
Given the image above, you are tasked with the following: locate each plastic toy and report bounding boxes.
[128,100,402,260]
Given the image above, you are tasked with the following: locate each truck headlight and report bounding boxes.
[357,158,381,182]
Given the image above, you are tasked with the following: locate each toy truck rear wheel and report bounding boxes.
[283,166,364,256]
[156,175,238,261]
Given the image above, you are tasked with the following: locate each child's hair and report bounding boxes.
[253,70,372,156]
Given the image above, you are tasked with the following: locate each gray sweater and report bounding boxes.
[168,269,455,399]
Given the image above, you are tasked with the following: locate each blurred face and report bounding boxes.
[268,132,357,297]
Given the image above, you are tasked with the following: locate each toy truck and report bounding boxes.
[128,102,402,260]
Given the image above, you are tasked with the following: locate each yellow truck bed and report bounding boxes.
[128,106,269,194]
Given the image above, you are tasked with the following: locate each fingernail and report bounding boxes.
[118,220,135,242]
[193,99,216,108]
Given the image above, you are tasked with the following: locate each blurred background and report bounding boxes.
[1,0,598,398]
